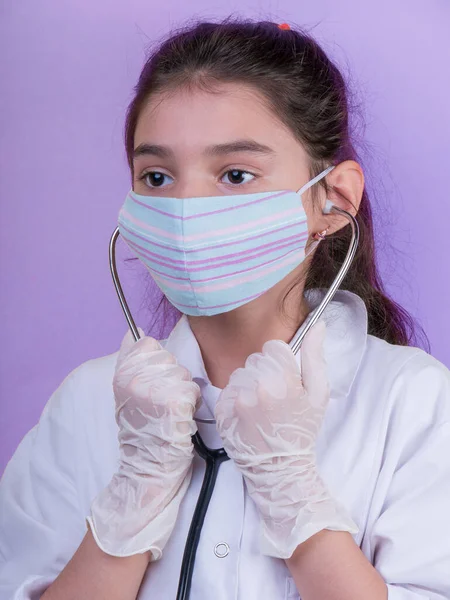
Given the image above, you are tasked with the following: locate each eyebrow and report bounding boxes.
[132,139,276,160]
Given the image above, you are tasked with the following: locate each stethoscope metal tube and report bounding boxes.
[108,202,359,600]
[289,201,360,353]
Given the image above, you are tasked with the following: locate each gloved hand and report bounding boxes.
[214,320,359,559]
[86,327,201,561]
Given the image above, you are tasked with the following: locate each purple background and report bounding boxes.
[1,0,449,475]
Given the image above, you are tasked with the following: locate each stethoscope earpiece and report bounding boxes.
[323,198,335,214]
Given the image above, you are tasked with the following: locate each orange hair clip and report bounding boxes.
[278,23,291,30]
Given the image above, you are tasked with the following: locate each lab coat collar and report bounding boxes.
[163,288,368,412]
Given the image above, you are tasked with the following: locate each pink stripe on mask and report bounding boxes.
[128,189,290,220]
[119,218,306,255]
[151,249,302,293]
[124,230,308,267]
[119,205,304,244]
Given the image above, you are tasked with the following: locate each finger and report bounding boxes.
[245,344,292,402]
[262,339,299,373]
[214,386,238,432]
[300,320,329,408]
[117,325,148,357]
[116,332,164,378]
[227,367,259,407]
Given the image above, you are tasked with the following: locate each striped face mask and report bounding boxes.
[118,165,334,316]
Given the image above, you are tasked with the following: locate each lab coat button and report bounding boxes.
[214,542,230,557]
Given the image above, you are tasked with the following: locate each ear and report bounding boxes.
[313,160,365,236]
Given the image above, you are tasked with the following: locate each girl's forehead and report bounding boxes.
[134,85,297,155]
[139,84,272,126]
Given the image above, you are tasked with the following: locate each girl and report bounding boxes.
[1,17,449,600]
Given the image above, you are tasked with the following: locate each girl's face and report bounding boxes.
[130,82,363,324]
[132,82,328,235]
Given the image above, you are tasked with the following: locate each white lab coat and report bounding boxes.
[1,289,450,600]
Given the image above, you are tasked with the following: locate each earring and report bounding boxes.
[313,227,329,241]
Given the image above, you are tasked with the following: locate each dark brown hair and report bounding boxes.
[123,16,428,348]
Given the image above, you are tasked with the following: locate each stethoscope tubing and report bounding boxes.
[108,201,359,600]
[176,437,229,599]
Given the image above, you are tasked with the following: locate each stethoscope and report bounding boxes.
[108,198,359,600]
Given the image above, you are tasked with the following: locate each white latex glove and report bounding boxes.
[86,327,201,561]
[214,320,359,559]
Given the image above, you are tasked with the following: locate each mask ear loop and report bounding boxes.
[298,165,334,259]
[296,165,336,196]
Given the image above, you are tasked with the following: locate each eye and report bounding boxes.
[139,171,174,188]
[138,168,257,189]
[220,169,257,186]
